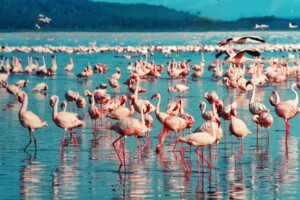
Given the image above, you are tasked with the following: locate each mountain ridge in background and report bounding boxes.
[1,0,299,31]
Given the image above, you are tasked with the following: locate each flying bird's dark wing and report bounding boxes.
[248,36,266,43]
[215,51,228,58]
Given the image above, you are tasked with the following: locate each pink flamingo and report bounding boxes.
[87,93,101,135]
[229,102,251,160]
[108,77,120,95]
[246,81,270,115]
[269,91,300,132]
[32,82,48,92]
[110,103,151,171]
[179,98,195,131]
[156,112,187,153]
[64,58,74,71]
[132,75,156,113]
[50,95,85,151]
[252,112,273,140]
[151,93,170,139]
[218,36,266,46]
[105,96,135,120]
[180,117,220,174]
[17,91,48,151]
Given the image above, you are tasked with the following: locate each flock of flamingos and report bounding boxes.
[1,35,300,176]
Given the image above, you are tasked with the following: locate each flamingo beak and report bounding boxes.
[17,94,23,103]
[151,94,158,99]
[215,117,221,128]
[50,98,55,107]
[297,83,300,90]
[245,81,252,87]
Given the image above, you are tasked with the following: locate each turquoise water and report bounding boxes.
[0,32,300,199]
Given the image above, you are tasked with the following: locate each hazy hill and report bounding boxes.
[0,0,299,31]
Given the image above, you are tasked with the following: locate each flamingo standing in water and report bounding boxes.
[246,81,269,115]
[17,91,48,151]
[156,111,187,153]
[64,58,74,71]
[229,102,251,160]
[180,117,220,174]
[110,103,151,171]
[285,82,300,107]
[269,91,300,133]
[32,82,48,92]
[50,95,85,151]
[252,112,273,141]
[87,93,101,136]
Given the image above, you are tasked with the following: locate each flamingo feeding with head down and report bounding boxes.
[17,91,48,151]
[50,95,85,151]
[180,117,220,174]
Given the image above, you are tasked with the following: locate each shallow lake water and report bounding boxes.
[0,32,300,199]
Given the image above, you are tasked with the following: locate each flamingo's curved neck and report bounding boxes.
[201,102,206,114]
[42,56,46,67]
[134,77,140,101]
[52,96,59,119]
[292,84,298,104]
[19,93,28,115]
[250,83,256,104]
[179,99,184,115]
[273,91,281,105]
[155,96,161,115]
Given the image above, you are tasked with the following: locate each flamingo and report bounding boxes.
[2,80,21,96]
[108,77,120,95]
[105,96,135,120]
[15,79,29,88]
[269,91,300,132]
[180,117,220,174]
[65,90,79,111]
[252,112,273,140]
[246,81,269,115]
[199,101,215,121]
[168,84,189,94]
[179,99,195,131]
[285,83,300,107]
[64,58,74,71]
[218,36,266,46]
[110,67,121,80]
[87,93,101,135]
[132,75,156,113]
[17,91,48,151]
[110,103,151,171]
[229,102,251,159]
[75,95,86,115]
[156,112,187,153]
[50,95,85,151]
[32,82,48,92]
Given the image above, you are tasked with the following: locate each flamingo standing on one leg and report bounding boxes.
[17,91,48,151]
[50,95,85,151]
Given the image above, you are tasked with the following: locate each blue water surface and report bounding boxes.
[0,32,299,199]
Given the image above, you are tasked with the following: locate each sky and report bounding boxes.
[94,0,300,20]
